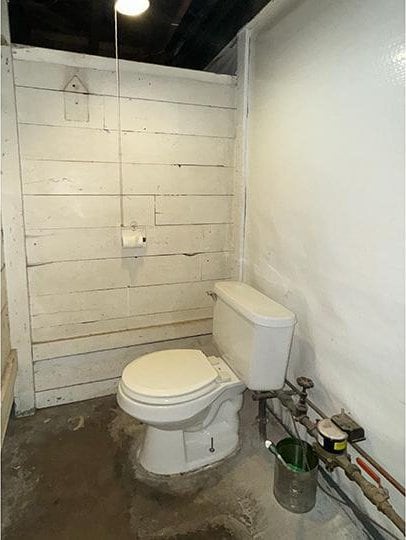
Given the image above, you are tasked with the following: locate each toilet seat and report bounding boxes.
[121,349,221,405]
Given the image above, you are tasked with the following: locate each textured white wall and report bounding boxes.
[245,0,405,522]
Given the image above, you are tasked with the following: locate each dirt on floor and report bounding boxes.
[1,392,366,540]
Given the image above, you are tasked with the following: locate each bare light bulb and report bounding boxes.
[115,0,150,16]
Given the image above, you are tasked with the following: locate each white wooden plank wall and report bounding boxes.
[14,49,236,406]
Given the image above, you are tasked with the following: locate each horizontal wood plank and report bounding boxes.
[156,196,233,225]
[30,280,216,326]
[22,160,118,195]
[20,124,116,161]
[201,252,232,280]
[22,161,233,196]
[19,125,233,165]
[122,164,233,195]
[24,195,154,229]
[17,87,234,138]
[14,59,236,108]
[103,96,235,137]
[121,131,233,166]
[28,255,202,295]
[35,378,120,409]
[34,334,216,392]
[31,288,127,326]
[13,47,234,84]
[16,87,104,129]
[32,307,213,342]
[26,225,233,264]
[33,318,212,360]
[29,253,230,296]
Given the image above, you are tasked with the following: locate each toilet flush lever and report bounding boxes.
[209,437,215,453]
[206,291,217,301]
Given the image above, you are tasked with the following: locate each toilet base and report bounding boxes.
[138,395,243,475]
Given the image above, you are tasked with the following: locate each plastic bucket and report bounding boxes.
[273,437,318,513]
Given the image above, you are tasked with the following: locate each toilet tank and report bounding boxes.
[213,282,296,390]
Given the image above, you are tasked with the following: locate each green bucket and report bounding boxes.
[273,437,318,513]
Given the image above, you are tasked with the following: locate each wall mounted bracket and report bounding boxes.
[64,75,89,122]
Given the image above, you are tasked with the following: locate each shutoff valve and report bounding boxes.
[295,376,314,417]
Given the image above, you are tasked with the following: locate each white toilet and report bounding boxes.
[117,281,296,475]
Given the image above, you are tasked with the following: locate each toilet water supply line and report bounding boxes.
[257,382,405,537]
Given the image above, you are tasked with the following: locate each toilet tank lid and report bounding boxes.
[214,281,296,328]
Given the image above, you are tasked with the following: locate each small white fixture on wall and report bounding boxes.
[121,223,147,249]
[64,75,89,122]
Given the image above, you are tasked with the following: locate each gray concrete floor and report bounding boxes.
[2,391,367,539]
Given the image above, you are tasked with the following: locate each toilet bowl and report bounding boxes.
[117,349,245,475]
[117,281,296,476]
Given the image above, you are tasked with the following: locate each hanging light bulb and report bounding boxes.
[115,0,150,16]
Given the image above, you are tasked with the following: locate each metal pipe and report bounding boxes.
[351,446,405,498]
[264,388,405,535]
[347,468,405,534]
[258,397,268,440]
[315,446,405,535]
[284,378,406,497]
[265,404,394,539]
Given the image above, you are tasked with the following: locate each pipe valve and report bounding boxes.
[295,376,314,417]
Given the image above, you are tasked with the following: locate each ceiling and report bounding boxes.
[8,0,270,71]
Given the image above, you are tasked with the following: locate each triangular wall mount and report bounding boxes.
[64,75,88,94]
[64,75,89,122]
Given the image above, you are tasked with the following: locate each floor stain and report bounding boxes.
[2,393,366,540]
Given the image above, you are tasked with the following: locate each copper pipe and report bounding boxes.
[315,448,405,535]
[284,378,406,497]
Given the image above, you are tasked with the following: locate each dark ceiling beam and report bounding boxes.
[171,0,239,67]
[8,0,271,70]
[164,0,221,59]
[28,29,89,53]
[141,0,193,62]
[163,0,193,48]
[168,0,270,69]
[88,0,102,54]
[12,0,77,34]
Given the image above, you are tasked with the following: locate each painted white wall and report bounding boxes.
[244,0,405,527]
[10,45,238,408]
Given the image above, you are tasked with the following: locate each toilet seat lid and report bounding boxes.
[121,349,218,402]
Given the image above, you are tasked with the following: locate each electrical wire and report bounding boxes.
[288,413,402,540]
[114,7,125,228]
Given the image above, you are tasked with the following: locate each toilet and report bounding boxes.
[117,281,296,475]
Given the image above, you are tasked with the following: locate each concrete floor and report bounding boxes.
[2,391,368,539]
